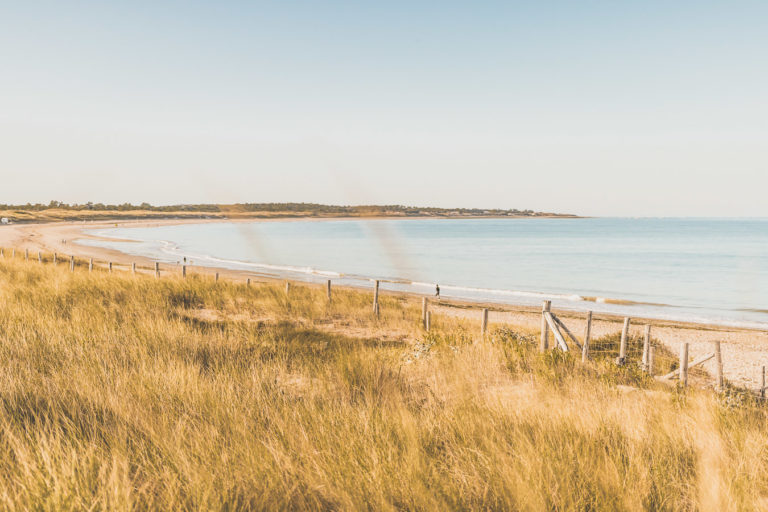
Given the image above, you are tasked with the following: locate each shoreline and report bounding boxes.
[72,217,768,332]
[1,216,764,331]
[1,217,767,389]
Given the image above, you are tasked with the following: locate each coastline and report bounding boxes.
[1,216,767,389]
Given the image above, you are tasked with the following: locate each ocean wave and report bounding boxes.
[157,240,344,278]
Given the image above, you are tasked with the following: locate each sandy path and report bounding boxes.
[1,219,766,390]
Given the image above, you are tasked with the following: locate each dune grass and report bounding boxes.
[0,257,767,510]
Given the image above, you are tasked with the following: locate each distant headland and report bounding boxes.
[0,201,578,223]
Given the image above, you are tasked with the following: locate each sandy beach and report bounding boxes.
[1,218,766,390]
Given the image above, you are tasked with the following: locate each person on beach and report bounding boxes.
[435,284,440,298]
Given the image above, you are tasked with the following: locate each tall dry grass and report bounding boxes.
[0,257,767,510]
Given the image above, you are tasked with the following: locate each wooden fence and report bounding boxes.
[1,247,765,398]
[534,300,756,394]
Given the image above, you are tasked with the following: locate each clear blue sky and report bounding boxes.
[1,1,766,216]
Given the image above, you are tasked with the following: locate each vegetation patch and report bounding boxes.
[0,257,764,509]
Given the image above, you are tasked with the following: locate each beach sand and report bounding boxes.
[1,218,766,390]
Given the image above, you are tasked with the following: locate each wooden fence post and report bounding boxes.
[540,300,551,352]
[108,262,113,273]
[38,251,42,263]
[215,272,219,282]
[25,248,28,261]
[481,308,489,337]
[69,255,75,272]
[680,343,689,388]
[425,311,431,332]
[421,297,428,328]
[648,346,655,376]
[246,278,250,287]
[582,311,592,362]
[618,317,630,364]
[0,248,4,258]
[154,262,160,278]
[373,280,380,316]
[642,325,651,371]
[89,258,93,272]
[132,262,136,274]
[182,265,186,278]
[285,281,290,295]
[12,249,15,258]
[762,366,766,399]
[714,341,724,391]
[327,279,332,301]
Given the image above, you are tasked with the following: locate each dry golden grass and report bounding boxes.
[0,256,767,510]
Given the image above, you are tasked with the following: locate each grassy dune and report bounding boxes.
[0,258,767,510]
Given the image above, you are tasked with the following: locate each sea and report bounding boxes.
[79,218,768,329]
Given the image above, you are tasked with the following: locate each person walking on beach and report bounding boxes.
[435,284,440,299]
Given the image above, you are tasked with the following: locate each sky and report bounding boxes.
[0,1,766,216]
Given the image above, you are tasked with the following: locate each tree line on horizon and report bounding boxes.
[0,201,545,216]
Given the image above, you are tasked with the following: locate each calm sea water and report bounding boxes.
[80,218,768,329]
